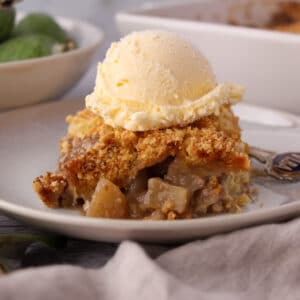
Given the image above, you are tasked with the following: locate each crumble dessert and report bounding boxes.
[269,2,300,33]
[33,31,251,220]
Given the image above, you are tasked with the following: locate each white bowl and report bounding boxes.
[0,14,103,111]
[116,0,300,115]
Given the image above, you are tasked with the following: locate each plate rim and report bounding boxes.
[1,196,300,231]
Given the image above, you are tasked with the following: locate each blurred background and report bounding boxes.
[9,0,300,114]
[19,0,171,99]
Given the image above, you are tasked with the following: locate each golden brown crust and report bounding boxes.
[268,2,300,33]
[34,105,250,207]
[272,21,300,33]
[33,172,69,208]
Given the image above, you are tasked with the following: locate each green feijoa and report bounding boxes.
[15,13,69,43]
[21,242,63,268]
[0,34,64,62]
[0,7,15,42]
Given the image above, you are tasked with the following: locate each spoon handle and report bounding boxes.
[248,146,275,164]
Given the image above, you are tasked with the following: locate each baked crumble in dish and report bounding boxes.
[33,31,251,220]
[268,2,300,33]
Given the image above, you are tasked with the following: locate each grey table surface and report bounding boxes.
[0,0,175,271]
[0,214,170,270]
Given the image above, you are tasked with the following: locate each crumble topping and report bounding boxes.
[33,105,251,219]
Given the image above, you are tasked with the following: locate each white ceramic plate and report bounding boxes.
[0,99,300,243]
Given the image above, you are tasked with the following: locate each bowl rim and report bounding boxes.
[0,13,104,68]
[116,0,300,44]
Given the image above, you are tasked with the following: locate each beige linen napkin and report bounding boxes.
[1,218,300,300]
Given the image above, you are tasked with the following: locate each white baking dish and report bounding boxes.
[116,0,300,115]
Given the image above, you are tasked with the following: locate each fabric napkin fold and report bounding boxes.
[1,218,300,300]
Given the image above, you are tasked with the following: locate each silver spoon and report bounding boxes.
[249,146,300,182]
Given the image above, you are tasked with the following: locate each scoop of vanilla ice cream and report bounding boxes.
[86,30,244,131]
